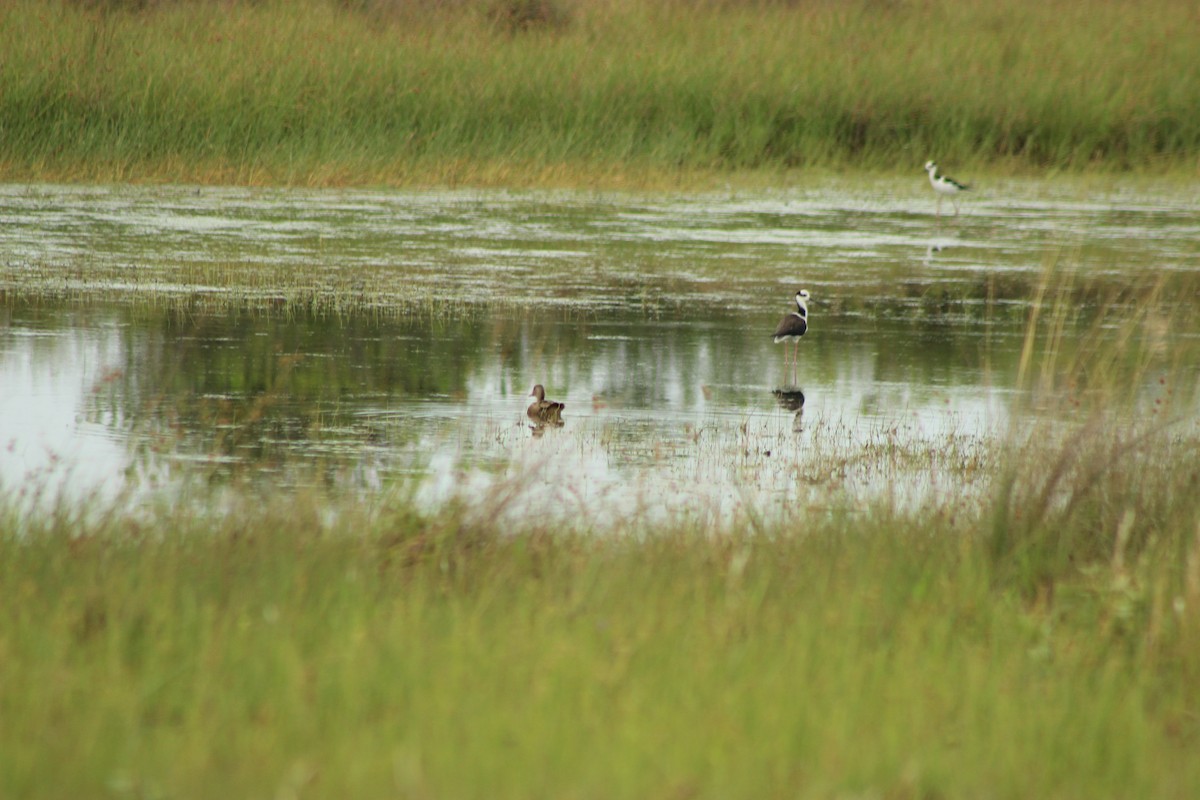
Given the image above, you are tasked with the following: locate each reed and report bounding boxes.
[1,0,1198,186]
[988,254,1200,597]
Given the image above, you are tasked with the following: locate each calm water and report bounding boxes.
[2,181,1197,524]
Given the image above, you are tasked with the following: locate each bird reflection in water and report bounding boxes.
[772,387,806,432]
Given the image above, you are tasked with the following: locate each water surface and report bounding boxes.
[2,181,1197,524]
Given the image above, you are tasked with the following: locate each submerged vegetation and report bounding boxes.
[1,0,1199,185]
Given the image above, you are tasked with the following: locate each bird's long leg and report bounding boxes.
[936,196,942,217]
[792,340,800,385]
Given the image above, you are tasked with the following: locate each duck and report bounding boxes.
[527,384,565,424]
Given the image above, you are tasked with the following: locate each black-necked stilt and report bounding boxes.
[924,161,969,216]
[527,384,565,424]
[772,289,809,385]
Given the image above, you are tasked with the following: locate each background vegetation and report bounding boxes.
[1,0,1198,185]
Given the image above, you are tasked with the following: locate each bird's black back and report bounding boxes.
[773,313,808,340]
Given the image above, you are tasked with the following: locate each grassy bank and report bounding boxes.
[3,412,1200,798]
[1,0,1198,187]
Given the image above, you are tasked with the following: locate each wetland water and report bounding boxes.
[2,182,1197,525]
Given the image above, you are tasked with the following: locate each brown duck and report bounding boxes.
[527,384,565,424]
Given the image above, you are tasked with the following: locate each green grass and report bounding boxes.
[3,410,1200,798]
[1,0,1198,186]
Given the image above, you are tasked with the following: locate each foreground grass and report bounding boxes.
[1,0,1199,187]
[3,416,1200,798]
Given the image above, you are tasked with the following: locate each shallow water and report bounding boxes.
[2,181,1197,525]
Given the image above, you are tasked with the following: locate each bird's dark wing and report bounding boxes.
[772,313,808,340]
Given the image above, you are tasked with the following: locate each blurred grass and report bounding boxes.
[1,0,1198,186]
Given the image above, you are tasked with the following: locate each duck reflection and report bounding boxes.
[528,420,561,437]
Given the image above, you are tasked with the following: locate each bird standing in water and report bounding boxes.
[772,289,810,386]
[924,161,970,216]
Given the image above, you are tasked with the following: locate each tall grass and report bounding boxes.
[3,435,1200,797]
[1,0,1198,185]
[985,254,1200,598]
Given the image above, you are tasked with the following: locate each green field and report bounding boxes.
[1,0,1198,186]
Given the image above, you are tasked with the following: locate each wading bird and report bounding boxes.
[924,161,969,216]
[527,384,565,425]
[772,289,809,386]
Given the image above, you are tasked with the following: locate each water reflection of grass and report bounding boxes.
[3,413,1200,798]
